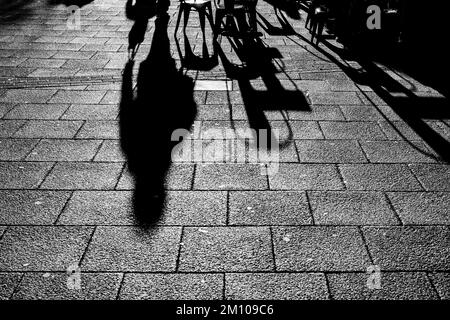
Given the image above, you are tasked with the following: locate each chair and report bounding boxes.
[305,0,331,44]
[213,0,260,38]
[174,0,214,37]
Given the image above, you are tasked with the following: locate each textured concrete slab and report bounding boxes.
[179,227,273,272]
[40,162,123,190]
[82,226,181,272]
[429,273,450,299]
[4,104,69,120]
[387,192,450,224]
[229,191,312,225]
[328,272,438,300]
[409,164,450,191]
[0,138,38,161]
[76,121,120,139]
[58,191,134,225]
[13,272,122,300]
[159,191,227,225]
[226,273,328,300]
[363,227,450,271]
[93,140,125,162]
[360,141,437,163]
[0,226,92,271]
[0,273,22,300]
[309,191,399,225]
[27,139,102,161]
[273,226,371,271]
[194,164,268,190]
[339,164,423,191]
[320,122,386,140]
[269,164,344,190]
[61,104,119,120]
[14,120,83,139]
[120,273,223,300]
[0,120,27,137]
[0,162,53,189]
[0,190,71,225]
[296,140,367,163]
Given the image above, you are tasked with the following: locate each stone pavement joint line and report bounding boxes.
[0,0,449,300]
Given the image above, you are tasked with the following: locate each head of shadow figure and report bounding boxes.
[120,0,197,227]
[214,12,309,151]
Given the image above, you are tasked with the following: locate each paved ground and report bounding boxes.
[0,0,449,300]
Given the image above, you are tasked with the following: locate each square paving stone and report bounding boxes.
[0,138,38,160]
[387,192,450,225]
[229,191,312,225]
[309,191,398,225]
[362,226,450,271]
[0,190,71,225]
[40,162,123,190]
[296,140,367,163]
[225,273,328,300]
[93,140,125,162]
[197,104,231,121]
[273,227,371,271]
[120,273,223,300]
[409,164,450,191]
[76,121,119,139]
[14,120,83,138]
[339,164,423,191]
[327,272,438,300]
[61,104,119,120]
[0,120,26,137]
[429,273,450,299]
[82,226,181,272]
[159,191,227,225]
[319,122,386,140]
[4,104,69,119]
[268,164,344,190]
[360,141,437,163]
[0,162,53,189]
[0,273,22,300]
[13,272,122,300]
[179,227,273,272]
[194,164,268,190]
[0,226,93,271]
[27,139,102,161]
[0,89,56,103]
[48,90,106,104]
[58,191,134,225]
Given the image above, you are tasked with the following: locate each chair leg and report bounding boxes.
[317,20,324,44]
[183,6,191,33]
[198,8,207,42]
[206,3,214,32]
[174,4,184,36]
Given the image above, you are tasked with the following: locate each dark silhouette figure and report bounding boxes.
[120,4,197,226]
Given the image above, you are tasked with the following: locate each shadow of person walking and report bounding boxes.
[120,2,197,227]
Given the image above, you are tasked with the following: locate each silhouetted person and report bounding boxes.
[120,4,197,226]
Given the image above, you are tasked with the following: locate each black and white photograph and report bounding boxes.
[0,0,448,310]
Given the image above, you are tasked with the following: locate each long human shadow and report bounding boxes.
[120,9,197,227]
